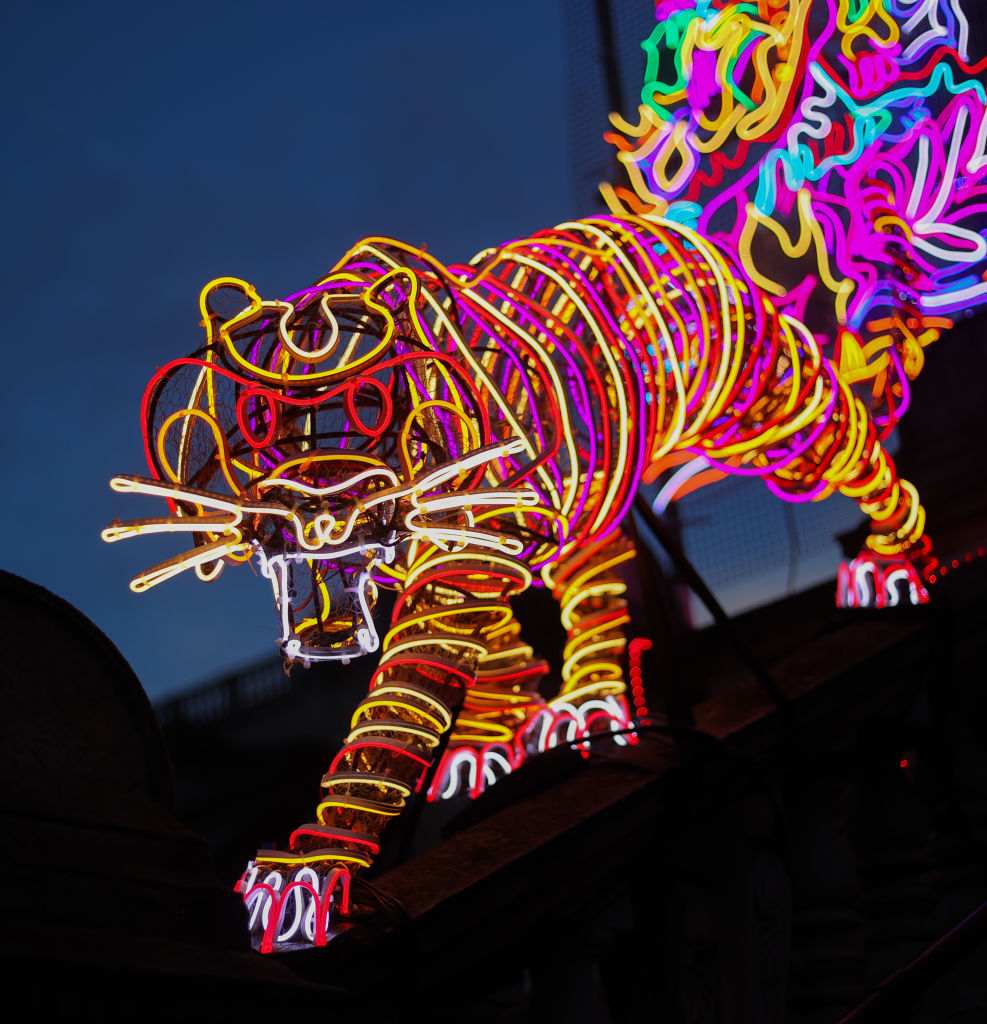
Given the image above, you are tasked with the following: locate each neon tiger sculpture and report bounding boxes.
[103,213,932,951]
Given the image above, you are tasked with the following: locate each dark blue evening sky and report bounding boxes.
[3,1,571,700]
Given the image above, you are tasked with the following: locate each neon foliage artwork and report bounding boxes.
[605,0,987,503]
[104,212,934,950]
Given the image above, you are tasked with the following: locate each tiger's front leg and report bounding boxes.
[538,534,637,750]
[426,535,643,800]
[237,544,535,952]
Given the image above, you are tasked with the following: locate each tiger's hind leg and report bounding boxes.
[535,534,638,752]
[763,383,933,609]
[834,449,933,609]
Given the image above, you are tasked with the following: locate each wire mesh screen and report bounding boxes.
[564,0,655,215]
[675,474,863,589]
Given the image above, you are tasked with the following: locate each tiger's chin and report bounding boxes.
[279,605,381,666]
[280,628,378,667]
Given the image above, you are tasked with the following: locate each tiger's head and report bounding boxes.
[102,254,533,665]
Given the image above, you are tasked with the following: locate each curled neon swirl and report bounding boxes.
[605,0,986,476]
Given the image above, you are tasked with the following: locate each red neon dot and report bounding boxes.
[928,575,936,584]
[940,567,947,575]
[952,560,959,569]
[900,758,909,769]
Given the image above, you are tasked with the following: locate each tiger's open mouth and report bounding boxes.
[254,542,396,666]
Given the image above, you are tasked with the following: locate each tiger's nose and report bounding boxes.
[312,512,338,542]
[299,508,340,547]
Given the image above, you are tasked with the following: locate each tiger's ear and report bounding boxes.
[366,267,421,316]
[365,268,434,351]
[198,277,261,341]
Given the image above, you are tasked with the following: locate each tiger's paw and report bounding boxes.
[237,855,355,953]
[428,741,524,801]
[836,550,933,609]
[428,694,636,801]
[428,695,546,801]
[538,692,635,752]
